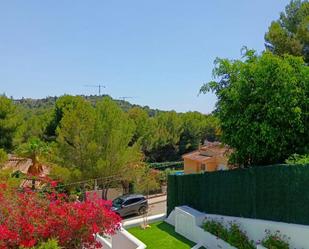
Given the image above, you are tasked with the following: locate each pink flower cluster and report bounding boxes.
[0,183,121,249]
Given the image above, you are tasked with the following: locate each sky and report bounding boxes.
[0,0,290,114]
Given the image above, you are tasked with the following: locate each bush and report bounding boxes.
[202,220,254,249]
[262,230,290,249]
[34,239,61,249]
[202,219,229,241]
[285,154,309,165]
[0,182,121,249]
[227,223,254,249]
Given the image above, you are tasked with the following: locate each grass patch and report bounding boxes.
[128,222,195,249]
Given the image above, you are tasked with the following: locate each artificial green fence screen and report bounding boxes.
[167,164,309,225]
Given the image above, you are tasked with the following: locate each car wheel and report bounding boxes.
[138,206,147,215]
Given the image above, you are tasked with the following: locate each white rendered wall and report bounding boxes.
[96,228,146,249]
[166,206,309,249]
[205,213,309,249]
[112,229,146,249]
[172,206,236,249]
[96,234,112,249]
[123,213,166,229]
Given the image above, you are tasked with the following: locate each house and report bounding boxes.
[182,141,232,174]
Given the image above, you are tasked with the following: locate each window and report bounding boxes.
[112,197,124,208]
[124,198,141,206]
[201,164,206,172]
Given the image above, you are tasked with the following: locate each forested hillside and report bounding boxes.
[13,95,163,116]
[1,95,220,164]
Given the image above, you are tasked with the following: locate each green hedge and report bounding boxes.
[167,164,309,225]
[148,161,184,170]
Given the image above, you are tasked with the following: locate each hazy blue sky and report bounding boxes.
[0,1,289,113]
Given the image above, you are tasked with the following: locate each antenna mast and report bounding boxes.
[84,84,106,96]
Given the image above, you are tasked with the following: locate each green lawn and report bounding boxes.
[128,222,195,249]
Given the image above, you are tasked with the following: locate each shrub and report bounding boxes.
[202,220,254,249]
[227,223,255,249]
[262,230,290,249]
[0,182,121,249]
[34,239,61,249]
[202,219,229,241]
[285,154,309,165]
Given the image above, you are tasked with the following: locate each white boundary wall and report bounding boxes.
[96,234,112,249]
[166,206,309,249]
[96,228,146,249]
[96,214,166,249]
[123,213,166,229]
[167,206,236,249]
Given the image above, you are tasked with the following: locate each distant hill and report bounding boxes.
[13,95,163,116]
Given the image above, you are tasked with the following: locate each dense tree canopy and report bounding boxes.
[128,107,220,162]
[148,111,183,162]
[265,0,309,63]
[0,94,220,189]
[12,95,219,164]
[128,107,154,152]
[56,97,142,182]
[15,106,52,144]
[0,149,7,168]
[0,96,19,151]
[45,95,84,140]
[179,112,220,155]
[201,51,309,166]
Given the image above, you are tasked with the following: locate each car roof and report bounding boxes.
[120,194,145,200]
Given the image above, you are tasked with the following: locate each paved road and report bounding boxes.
[123,195,167,222]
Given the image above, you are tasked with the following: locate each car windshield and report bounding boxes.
[112,197,124,208]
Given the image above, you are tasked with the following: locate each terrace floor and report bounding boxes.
[127,221,196,249]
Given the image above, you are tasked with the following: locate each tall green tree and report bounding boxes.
[45,95,84,140]
[179,112,220,155]
[56,97,142,197]
[0,96,19,151]
[200,115,221,142]
[265,0,309,63]
[149,112,183,162]
[94,98,141,180]
[56,97,97,175]
[15,107,52,144]
[128,107,154,149]
[179,112,204,155]
[201,50,309,166]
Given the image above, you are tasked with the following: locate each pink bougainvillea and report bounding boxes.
[0,183,121,249]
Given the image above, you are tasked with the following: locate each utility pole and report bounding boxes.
[84,84,106,96]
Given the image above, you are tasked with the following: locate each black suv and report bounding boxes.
[111,194,148,217]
